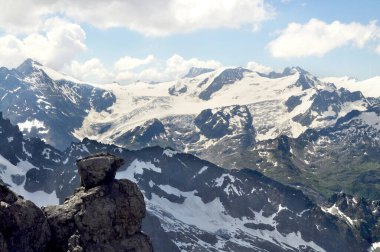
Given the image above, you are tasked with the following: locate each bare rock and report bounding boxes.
[0,183,51,252]
[44,179,152,252]
[1,153,152,252]
[76,153,124,189]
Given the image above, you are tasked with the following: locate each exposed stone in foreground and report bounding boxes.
[77,153,124,189]
[0,153,153,252]
[45,179,151,252]
[0,183,51,252]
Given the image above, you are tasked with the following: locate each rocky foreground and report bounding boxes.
[0,153,153,252]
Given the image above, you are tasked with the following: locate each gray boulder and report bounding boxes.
[77,153,124,189]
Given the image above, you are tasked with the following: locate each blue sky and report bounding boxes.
[0,0,379,83]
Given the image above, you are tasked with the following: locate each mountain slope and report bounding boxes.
[0,115,374,251]
[217,105,380,203]
[74,66,369,155]
[0,112,62,205]
[323,76,380,99]
[0,59,115,149]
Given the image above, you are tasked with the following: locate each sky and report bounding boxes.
[0,0,379,84]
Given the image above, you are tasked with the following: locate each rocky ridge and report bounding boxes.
[0,153,152,252]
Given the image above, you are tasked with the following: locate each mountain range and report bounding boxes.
[1,59,380,251]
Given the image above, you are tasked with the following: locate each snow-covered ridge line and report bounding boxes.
[72,63,370,153]
[323,75,380,98]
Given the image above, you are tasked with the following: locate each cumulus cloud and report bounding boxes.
[0,0,273,37]
[64,58,113,83]
[267,19,380,58]
[114,54,222,83]
[0,0,60,34]
[114,55,155,71]
[0,0,273,72]
[246,61,273,73]
[0,18,86,69]
[162,54,222,78]
[65,54,222,84]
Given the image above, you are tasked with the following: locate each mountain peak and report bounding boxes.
[258,66,310,79]
[183,67,214,78]
[24,58,42,66]
[16,58,43,76]
[283,66,309,76]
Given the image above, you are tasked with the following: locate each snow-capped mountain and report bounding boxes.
[323,75,380,99]
[0,115,373,251]
[73,65,369,154]
[0,60,371,156]
[5,110,380,251]
[183,66,215,78]
[0,59,115,149]
[220,105,380,204]
[2,59,379,204]
[0,112,62,205]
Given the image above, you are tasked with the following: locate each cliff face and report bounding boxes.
[0,153,153,252]
[0,184,51,252]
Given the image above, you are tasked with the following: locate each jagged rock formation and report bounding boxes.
[0,153,152,252]
[76,153,124,189]
[0,183,51,252]
[322,192,380,244]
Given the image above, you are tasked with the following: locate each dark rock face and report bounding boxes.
[0,153,152,252]
[168,82,188,96]
[198,67,250,100]
[44,153,152,252]
[293,88,368,127]
[0,183,51,252]
[76,153,124,189]
[115,118,166,147]
[285,94,304,112]
[45,179,150,252]
[324,192,380,243]
[194,105,254,140]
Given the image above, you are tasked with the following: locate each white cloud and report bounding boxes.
[163,54,222,78]
[0,35,25,67]
[267,19,380,58]
[0,18,86,69]
[115,54,222,83]
[0,0,273,71]
[0,0,273,37]
[64,58,113,83]
[66,54,222,84]
[376,45,380,54]
[246,61,273,73]
[114,55,155,71]
[0,0,59,34]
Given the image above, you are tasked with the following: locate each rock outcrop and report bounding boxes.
[0,153,153,252]
[0,182,51,252]
[76,153,124,189]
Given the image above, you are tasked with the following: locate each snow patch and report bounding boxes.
[163,149,178,157]
[369,242,380,252]
[116,159,162,182]
[0,155,58,206]
[145,188,325,252]
[198,166,208,175]
[18,119,49,134]
[321,204,357,226]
